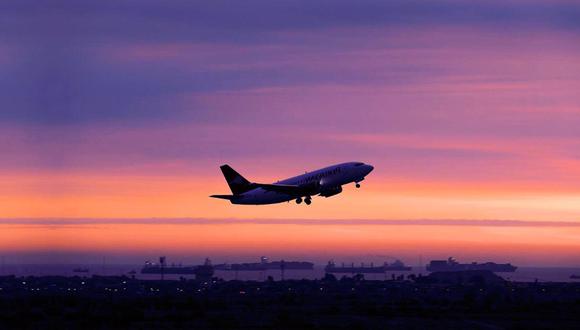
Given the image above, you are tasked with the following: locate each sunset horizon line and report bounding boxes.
[3,217,580,227]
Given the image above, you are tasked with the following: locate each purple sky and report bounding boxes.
[0,0,578,213]
[1,1,580,266]
[1,0,579,175]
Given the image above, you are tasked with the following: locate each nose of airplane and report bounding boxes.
[365,164,374,175]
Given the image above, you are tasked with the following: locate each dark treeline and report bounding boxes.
[0,272,578,329]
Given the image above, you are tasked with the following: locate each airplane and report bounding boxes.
[210,161,374,205]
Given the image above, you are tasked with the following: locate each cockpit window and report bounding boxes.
[354,162,364,166]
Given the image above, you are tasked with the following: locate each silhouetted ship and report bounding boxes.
[384,260,413,271]
[571,274,580,279]
[325,260,412,274]
[141,262,196,274]
[141,257,214,279]
[72,267,89,273]
[214,256,314,271]
[426,257,517,273]
[194,259,214,281]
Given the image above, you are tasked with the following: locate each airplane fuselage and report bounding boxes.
[227,162,373,205]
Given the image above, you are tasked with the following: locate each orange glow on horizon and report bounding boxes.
[0,223,578,266]
[1,171,580,221]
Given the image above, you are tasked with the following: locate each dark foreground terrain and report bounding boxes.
[0,272,578,329]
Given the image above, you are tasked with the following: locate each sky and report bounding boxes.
[1,1,579,265]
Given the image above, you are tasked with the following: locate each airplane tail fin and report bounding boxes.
[210,194,235,200]
[219,164,253,195]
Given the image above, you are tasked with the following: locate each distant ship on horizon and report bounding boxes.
[141,257,214,280]
[325,260,412,274]
[426,257,517,273]
[214,256,314,271]
[141,261,195,275]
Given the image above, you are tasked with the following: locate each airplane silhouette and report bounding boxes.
[211,162,374,205]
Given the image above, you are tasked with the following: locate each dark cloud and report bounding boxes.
[0,0,579,125]
[1,1,579,44]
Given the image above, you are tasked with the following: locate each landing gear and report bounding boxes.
[355,183,361,188]
[296,196,311,205]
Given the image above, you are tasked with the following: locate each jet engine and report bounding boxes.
[319,176,341,188]
[319,186,342,197]
[318,176,343,197]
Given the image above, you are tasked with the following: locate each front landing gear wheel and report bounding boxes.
[296,197,303,204]
[304,197,312,205]
[355,183,361,188]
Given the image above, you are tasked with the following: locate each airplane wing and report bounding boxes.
[253,182,317,195]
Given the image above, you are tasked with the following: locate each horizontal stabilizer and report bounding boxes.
[210,194,235,200]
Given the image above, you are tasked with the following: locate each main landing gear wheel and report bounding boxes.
[304,196,312,205]
[296,197,303,204]
[355,183,361,188]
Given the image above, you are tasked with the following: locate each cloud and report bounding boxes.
[2,218,579,227]
[0,0,579,125]
[1,0,579,221]
[1,1,579,45]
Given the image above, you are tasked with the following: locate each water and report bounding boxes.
[2,264,579,283]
